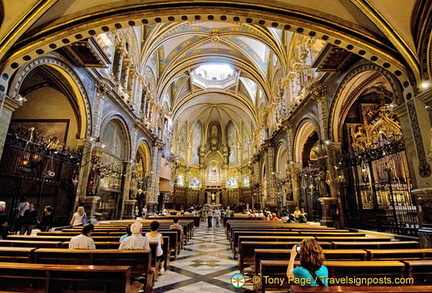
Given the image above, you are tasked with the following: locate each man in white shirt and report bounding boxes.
[119,222,150,250]
[69,223,95,249]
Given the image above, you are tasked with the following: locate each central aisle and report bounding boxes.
[153,222,253,292]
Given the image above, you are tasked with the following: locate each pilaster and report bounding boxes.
[0,94,22,159]
[147,140,164,213]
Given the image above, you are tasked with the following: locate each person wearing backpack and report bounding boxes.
[70,206,87,227]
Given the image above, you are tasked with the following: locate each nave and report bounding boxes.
[2,216,432,292]
[154,223,249,293]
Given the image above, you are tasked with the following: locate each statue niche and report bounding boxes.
[209,124,220,151]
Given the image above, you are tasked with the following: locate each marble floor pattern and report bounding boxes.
[153,221,254,292]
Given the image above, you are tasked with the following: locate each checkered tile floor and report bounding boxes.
[152,221,254,292]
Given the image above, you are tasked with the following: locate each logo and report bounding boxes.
[252,275,261,284]
[231,273,246,288]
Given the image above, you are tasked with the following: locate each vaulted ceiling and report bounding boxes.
[0,0,424,150]
[143,21,291,136]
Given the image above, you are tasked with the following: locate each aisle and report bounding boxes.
[153,221,253,292]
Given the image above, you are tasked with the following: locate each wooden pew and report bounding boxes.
[237,241,332,274]
[259,260,405,293]
[235,236,312,258]
[0,240,62,248]
[97,219,195,240]
[299,232,366,237]
[61,241,121,249]
[33,248,153,292]
[0,262,132,293]
[316,237,392,242]
[332,241,420,249]
[40,229,182,260]
[0,247,35,262]
[402,260,432,284]
[289,285,432,292]
[231,230,299,245]
[368,249,432,260]
[253,249,368,275]
[7,234,122,242]
[58,237,170,269]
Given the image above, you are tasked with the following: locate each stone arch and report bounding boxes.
[100,113,132,160]
[275,140,288,175]
[0,4,416,103]
[5,54,91,140]
[293,118,320,165]
[330,63,404,143]
[136,139,152,174]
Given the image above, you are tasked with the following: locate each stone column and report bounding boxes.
[264,139,277,206]
[122,58,131,94]
[82,196,101,223]
[310,82,328,140]
[123,199,136,219]
[318,197,338,227]
[290,162,302,209]
[93,83,108,138]
[0,94,22,158]
[412,188,432,248]
[326,142,344,228]
[147,140,164,214]
[115,47,126,84]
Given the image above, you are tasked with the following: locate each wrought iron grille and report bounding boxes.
[0,131,81,227]
[341,142,418,236]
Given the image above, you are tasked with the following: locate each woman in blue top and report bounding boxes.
[286,238,328,286]
[119,224,132,242]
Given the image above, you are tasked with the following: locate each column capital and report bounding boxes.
[309,82,327,100]
[3,95,25,111]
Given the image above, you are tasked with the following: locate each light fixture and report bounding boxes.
[420,81,431,89]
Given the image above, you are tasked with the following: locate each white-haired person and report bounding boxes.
[0,201,9,239]
[119,222,150,250]
[0,201,6,223]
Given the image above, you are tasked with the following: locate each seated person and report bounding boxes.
[169,217,184,236]
[119,222,149,250]
[145,221,166,274]
[280,213,289,222]
[286,238,328,286]
[293,206,301,220]
[119,224,132,242]
[299,208,308,223]
[69,223,95,249]
[270,213,280,221]
[289,213,298,223]
[0,201,9,239]
[0,218,9,239]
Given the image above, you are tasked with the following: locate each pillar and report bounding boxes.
[412,188,432,248]
[147,139,164,214]
[318,196,338,227]
[0,94,22,159]
[123,199,137,219]
[82,196,101,224]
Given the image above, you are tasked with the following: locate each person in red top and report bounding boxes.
[270,213,280,221]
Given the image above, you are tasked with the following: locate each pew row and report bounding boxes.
[0,262,134,293]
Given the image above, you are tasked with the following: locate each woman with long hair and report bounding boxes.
[286,238,328,286]
[145,220,165,274]
[70,206,87,227]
